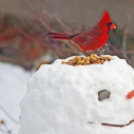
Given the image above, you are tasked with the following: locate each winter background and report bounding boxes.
[0,0,134,134]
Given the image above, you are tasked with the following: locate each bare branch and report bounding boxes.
[122,27,128,59]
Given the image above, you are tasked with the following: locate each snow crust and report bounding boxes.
[19,56,134,134]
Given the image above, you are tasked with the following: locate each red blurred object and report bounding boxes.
[127,90,134,99]
[46,10,116,53]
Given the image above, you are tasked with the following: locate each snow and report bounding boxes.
[0,62,32,134]
[19,56,134,134]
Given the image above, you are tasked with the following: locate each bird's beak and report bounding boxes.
[110,23,116,29]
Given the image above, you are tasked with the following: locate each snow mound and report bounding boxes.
[19,56,134,134]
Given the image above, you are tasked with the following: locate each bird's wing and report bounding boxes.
[85,24,103,37]
[84,23,108,45]
[85,34,107,45]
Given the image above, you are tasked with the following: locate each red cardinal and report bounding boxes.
[45,10,116,53]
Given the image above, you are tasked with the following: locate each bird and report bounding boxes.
[45,10,116,54]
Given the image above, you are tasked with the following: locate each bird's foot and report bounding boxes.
[95,45,106,56]
[85,50,95,56]
[85,45,106,56]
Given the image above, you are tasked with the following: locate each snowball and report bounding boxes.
[19,56,134,134]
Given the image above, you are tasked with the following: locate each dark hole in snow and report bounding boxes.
[98,90,111,101]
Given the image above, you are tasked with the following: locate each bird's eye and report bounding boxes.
[106,22,112,27]
[98,90,111,101]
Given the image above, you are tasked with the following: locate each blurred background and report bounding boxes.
[0,0,134,134]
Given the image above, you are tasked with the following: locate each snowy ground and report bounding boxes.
[0,62,33,134]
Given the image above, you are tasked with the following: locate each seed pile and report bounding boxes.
[62,54,112,66]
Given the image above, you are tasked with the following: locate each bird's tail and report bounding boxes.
[45,32,70,40]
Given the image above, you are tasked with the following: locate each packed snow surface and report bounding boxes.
[19,56,134,134]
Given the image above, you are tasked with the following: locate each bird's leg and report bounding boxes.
[97,48,105,56]
[86,44,107,56]
[95,44,107,56]
[94,49,100,56]
[100,44,106,55]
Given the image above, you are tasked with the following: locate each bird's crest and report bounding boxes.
[98,10,112,23]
